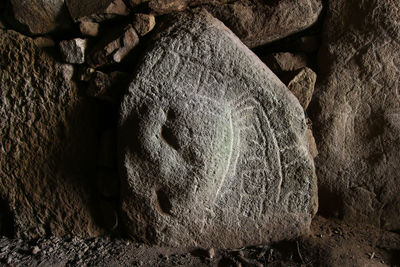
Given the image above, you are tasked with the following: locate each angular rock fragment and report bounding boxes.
[88,25,139,67]
[59,38,87,64]
[80,21,100,37]
[66,0,129,22]
[0,30,100,238]
[119,10,317,248]
[204,0,323,48]
[34,37,56,48]
[262,52,309,74]
[313,0,400,230]
[132,13,156,36]
[287,67,316,110]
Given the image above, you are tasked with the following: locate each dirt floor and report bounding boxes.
[0,216,399,266]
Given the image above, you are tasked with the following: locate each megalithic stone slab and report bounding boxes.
[118,10,317,248]
[313,0,400,230]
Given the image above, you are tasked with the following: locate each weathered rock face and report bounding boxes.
[6,0,73,35]
[0,30,100,239]
[119,10,317,248]
[312,0,400,230]
[204,0,323,48]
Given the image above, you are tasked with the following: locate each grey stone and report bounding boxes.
[132,14,156,36]
[262,52,309,74]
[88,25,139,68]
[204,0,323,48]
[0,30,101,239]
[66,0,129,22]
[118,10,317,248]
[80,21,100,37]
[313,0,400,230]
[6,0,73,35]
[287,67,316,110]
[59,38,87,64]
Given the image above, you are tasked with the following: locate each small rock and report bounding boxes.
[32,246,40,255]
[287,67,316,110]
[80,21,100,37]
[132,13,156,36]
[208,248,215,259]
[262,52,309,74]
[33,37,55,48]
[66,0,129,22]
[59,38,87,64]
[6,0,73,34]
[149,0,188,15]
[88,25,139,67]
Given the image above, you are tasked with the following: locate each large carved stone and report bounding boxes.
[312,0,400,230]
[0,30,100,238]
[119,10,317,248]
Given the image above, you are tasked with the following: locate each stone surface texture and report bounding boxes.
[59,38,87,64]
[288,67,316,110]
[0,30,101,239]
[204,0,323,48]
[6,0,72,35]
[66,0,129,22]
[88,25,139,67]
[119,10,317,248]
[313,0,400,230]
